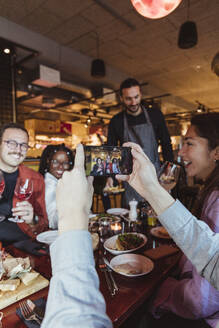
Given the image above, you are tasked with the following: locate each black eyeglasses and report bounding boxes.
[3,140,29,152]
[51,159,70,169]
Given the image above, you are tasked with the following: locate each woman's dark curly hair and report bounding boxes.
[39,143,74,177]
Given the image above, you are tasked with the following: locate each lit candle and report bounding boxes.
[110,222,122,234]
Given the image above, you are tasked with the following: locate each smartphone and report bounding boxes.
[84,145,133,176]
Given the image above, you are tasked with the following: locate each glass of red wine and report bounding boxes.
[13,178,33,223]
[0,171,6,222]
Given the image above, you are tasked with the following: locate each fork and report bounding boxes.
[19,300,42,325]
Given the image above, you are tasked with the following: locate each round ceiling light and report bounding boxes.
[131,0,182,19]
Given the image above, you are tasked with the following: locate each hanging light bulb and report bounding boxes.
[131,0,182,19]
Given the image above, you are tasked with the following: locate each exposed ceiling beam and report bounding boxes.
[93,0,136,30]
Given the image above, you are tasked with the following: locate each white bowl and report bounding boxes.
[36,230,58,245]
[110,253,154,277]
[104,232,147,255]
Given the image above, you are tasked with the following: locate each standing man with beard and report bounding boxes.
[107,78,173,207]
[0,123,48,246]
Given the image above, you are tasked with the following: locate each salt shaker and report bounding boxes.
[129,199,138,221]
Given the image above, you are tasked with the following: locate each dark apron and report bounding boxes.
[0,220,30,246]
[122,106,160,208]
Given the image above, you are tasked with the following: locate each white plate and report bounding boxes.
[36,231,58,245]
[37,230,99,250]
[150,227,171,239]
[104,232,147,255]
[110,254,154,277]
[89,214,97,219]
[89,214,121,223]
[107,208,129,216]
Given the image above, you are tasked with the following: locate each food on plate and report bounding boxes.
[103,186,125,193]
[0,255,39,293]
[20,272,39,286]
[115,233,144,251]
[2,257,30,276]
[0,278,20,291]
[158,227,170,237]
[113,263,142,275]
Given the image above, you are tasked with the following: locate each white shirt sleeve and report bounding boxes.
[158,200,219,290]
[41,230,112,328]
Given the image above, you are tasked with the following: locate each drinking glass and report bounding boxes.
[13,178,33,223]
[0,171,6,222]
[158,161,181,193]
[99,219,110,241]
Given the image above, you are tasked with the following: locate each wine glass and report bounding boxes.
[0,170,6,222]
[158,161,181,193]
[13,178,33,223]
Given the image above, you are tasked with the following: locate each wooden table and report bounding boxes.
[1,234,181,327]
[99,251,180,327]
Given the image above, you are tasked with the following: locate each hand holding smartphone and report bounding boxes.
[84,146,133,176]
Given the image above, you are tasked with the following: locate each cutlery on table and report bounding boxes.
[99,254,116,297]
[19,300,43,325]
[27,299,45,321]
[103,257,119,293]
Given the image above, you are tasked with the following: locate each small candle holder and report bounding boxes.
[110,222,122,235]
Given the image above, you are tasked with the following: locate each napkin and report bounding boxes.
[16,298,46,327]
[13,240,49,256]
[143,245,179,260]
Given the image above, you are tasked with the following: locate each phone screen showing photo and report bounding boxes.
[84,146,133,176]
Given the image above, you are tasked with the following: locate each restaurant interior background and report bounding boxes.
[0,0,219,167]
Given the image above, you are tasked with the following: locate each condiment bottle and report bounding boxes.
[129,199,138,221]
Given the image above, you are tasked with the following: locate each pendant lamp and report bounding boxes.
[91,59,105,78]
[178,0,198,49]
[91,32,105,78]
[130,0,182,19]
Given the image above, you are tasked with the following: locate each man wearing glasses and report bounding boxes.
[0,123,48,245]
